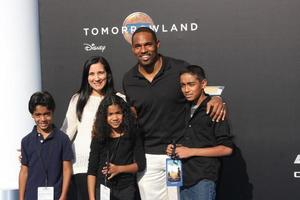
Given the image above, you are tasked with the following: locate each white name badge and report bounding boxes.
[37,187,54,200]
[100,184,110,200]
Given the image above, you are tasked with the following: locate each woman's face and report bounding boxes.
[107,104,123,130]
[88,62,107,95]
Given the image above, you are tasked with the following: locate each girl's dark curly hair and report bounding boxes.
[93,95,135,141]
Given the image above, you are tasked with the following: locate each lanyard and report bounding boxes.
[104,136,121,186]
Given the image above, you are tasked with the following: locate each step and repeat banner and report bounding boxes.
[39,0,300,199]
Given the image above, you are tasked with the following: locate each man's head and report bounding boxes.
[131,27,158,43]
[179,65,207,103]
[28,91,55,133]
[131,27,160,68]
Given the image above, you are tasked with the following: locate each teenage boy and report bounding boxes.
[19,91,73,200]
[166,65,233,200]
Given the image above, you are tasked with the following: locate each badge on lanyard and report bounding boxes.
[37,186,54,200]
[100,184,110,200]
[166,142,183,187]
[166,158,183,187]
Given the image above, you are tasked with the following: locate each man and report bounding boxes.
[122,27,225,200]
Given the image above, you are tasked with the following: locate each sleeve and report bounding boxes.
[62,134,74,161]
[20,138,28,166]
[61,94,79,141]
[214,119,234,148]
[132,128,146,172]
[87,137,101,176]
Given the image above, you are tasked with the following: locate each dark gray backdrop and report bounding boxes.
[39,0,300,199]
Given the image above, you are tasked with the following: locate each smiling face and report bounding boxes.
[88,62,107,96]
[107,104,123,131]
[32,105,53,134]
[180,73,207,105]
[131,31,160,68]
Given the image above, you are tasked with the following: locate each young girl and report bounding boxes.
[87,95,146,200]
[61,56,124,199]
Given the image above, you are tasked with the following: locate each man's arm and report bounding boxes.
[19,165,28,200]
[206,96,226,122]
[59,161,72,200]
[166,144,232,159]
[87,175,96,200]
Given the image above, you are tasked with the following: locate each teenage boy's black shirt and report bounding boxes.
[180,96,233,187]
[123,55,189,154]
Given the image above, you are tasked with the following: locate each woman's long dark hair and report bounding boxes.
[76,56,115,121]
[93,95,136,141]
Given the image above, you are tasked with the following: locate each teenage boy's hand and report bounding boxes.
[206,96,226,122]
[175,146,194,159]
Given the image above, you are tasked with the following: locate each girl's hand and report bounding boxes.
[102,163,121,180]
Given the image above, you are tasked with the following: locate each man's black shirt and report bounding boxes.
[123,56,189,154]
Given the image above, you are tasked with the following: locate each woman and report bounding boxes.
[61,56,123,200]
[87,95,146,200]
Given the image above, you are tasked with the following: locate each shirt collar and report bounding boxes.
[189,94,211,110]
[32,124,57,140]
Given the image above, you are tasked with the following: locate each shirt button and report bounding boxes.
[38,134,41,137]
[188,125,192,127]
[40,140,43,143]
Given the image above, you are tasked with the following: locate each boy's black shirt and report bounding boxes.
[180,96,233,187]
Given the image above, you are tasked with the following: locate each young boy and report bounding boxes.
[166,65,233,200]
[19,91,73,200]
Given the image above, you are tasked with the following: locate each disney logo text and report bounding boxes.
[83,43,106,52]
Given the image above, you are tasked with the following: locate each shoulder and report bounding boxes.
[70,93,80,102]
[54,127,71,141]
[64,93,80,109]
[123,65,137,81]
[129,126,142,138]
[21,131,34,144]
[21,131,36,152]
[163,56,190,69]
[91,136,105,147]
